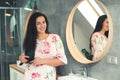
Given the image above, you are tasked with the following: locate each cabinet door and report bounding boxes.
[17,72,24,80]
[10,68,16,80]
[10,67,24,80]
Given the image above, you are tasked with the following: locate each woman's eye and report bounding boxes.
[43,21,46,24]
[36,23,39,25]
[36,22,40,25]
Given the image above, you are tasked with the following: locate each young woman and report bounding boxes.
[90,15,109,61]
[19,12,67,80]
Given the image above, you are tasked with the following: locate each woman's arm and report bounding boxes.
[32,57,65,66]
[32,34,67,67]
[91,33,104,60]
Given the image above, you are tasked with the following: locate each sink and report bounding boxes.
[58,74,98,80]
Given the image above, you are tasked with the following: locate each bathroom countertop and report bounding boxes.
[58,73,98,80]
[9,64,25,74]
[58,75,98,80]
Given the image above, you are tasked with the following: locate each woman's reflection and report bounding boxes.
[90,15,109,60]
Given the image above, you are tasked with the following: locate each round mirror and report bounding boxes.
[66,0,113,64]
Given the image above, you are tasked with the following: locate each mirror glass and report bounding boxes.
[66,0,113,64]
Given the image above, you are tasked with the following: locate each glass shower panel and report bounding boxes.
[0,7,23,80]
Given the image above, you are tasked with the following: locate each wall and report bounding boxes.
[18,0,120,80]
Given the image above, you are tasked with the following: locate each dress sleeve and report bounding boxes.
[91,33,103,59]
[52,34,67,64]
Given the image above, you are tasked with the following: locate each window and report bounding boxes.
[77,0,104,28]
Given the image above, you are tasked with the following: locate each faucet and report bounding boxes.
[81,66,88,78]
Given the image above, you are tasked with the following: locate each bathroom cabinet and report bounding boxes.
[9,64,25,80]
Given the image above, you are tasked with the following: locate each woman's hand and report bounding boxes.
[19,54,29,63]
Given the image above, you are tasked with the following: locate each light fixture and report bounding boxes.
[33,0,38,11]
[24,0,38,11]
[5,13,11,16]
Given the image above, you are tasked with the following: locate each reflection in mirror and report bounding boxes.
[73,0,108,61]
[90,15,109,61]
[66,0,113,64]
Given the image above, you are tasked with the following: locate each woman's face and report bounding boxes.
[36,16,47,34]
[102,18,109,31]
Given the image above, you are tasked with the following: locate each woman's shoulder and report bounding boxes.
[92,32,103,37]
[92,32,100,36]
[92,32,106,38]
[91,32,100,40]
[49,33,61,40]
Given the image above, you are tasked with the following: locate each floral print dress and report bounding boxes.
[91,32,107,60]
[24,34,67,80]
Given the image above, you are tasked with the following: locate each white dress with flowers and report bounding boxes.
[24,34,67,80]
[91,32,107,60]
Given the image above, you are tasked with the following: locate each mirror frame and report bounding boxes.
[24,12,33,36]
[66,0,113,64]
